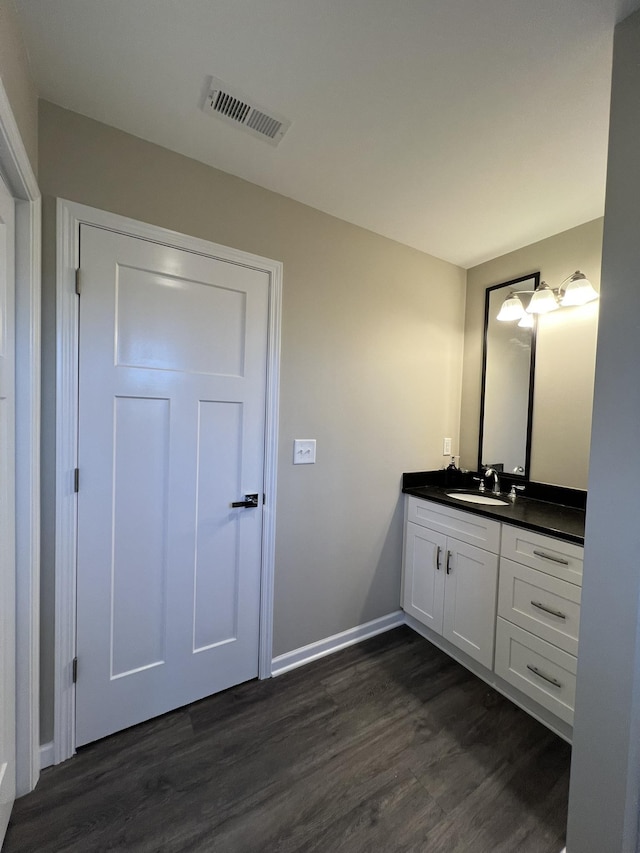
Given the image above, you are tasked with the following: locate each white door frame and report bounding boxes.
[0,82,41,795]
[54,200,281,764]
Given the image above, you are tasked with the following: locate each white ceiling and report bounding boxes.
[15,0,640,267]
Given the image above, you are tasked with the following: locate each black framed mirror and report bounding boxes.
[478,272,540,479]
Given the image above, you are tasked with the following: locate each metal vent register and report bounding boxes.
[202,76,291,146]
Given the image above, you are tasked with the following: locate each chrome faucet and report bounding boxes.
[483,467,501,495]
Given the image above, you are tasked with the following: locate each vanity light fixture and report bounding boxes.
[557,271,599,307]
[496,270,598,320]
[526,281,559,315]
[496,292,525,321]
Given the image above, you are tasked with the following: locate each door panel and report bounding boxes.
[193,400,243,651]
[115,263,247,375]
[76,225,269,747]
[111,395,169,678]
[402,522,446,633]
[0,175,16,843]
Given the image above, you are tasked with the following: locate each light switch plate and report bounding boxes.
[443,437,452,456]
[293,439,316,464]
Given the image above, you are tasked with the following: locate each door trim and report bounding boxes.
[55,199,281,764]
[0,80,41,795]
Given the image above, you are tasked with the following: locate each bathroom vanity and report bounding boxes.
[401,475,585,742]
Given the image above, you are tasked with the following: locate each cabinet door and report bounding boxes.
[403,522,446,633]
[442,539,498,669]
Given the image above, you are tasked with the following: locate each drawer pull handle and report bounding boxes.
[526,664,562,689]
[533,549,570,566]
[446,550,452,574]
[435,545,442,571]
[530,600,566,620]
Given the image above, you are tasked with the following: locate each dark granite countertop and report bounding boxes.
[402,474,586,546]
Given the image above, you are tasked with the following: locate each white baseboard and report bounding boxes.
[271,610,405,677]
[39,741,54,770]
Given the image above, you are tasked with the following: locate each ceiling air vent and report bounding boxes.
[202,76,291,146]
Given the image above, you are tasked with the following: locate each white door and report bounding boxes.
[0,176,16,841]
[442,539,498,669]
[402,522,446,633]
[76,225,269,747]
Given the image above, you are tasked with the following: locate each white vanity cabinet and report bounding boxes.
[403,497,499,669]
[402,494,584,739]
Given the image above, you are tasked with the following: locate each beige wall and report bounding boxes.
[0,0,38,175]
[460,218,602,488]
[38,100,466,741]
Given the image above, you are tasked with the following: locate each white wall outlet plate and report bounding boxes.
[443,437,452,456]
[293,439,316,464]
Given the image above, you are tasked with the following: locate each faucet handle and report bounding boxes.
[509,484,526,500]
[472,476,485,492]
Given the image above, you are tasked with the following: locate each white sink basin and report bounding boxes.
[445,491,509,506]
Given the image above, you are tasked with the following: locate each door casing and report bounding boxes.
[0,79,41,795]
[54,199,281,764]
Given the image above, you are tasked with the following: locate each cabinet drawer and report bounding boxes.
[498,559,581,655]
[406,496,500,553]
[495,618,577,725]
[501,525,583,585]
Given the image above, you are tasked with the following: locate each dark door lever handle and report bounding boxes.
[231,493,259,508]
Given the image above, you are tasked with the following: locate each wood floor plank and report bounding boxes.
[416,726,570,852]
[199,723,433,852]
[298,769,445,853]
[406,684,556,815]
[5,627,570,853]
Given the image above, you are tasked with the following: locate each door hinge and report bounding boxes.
[74,468,80,492]
[72,657,78,684]
[75,268,81,296]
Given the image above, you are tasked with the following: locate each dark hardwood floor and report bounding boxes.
[6,627,570,852]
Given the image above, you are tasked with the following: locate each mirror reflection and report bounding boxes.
[479,273,539,478]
